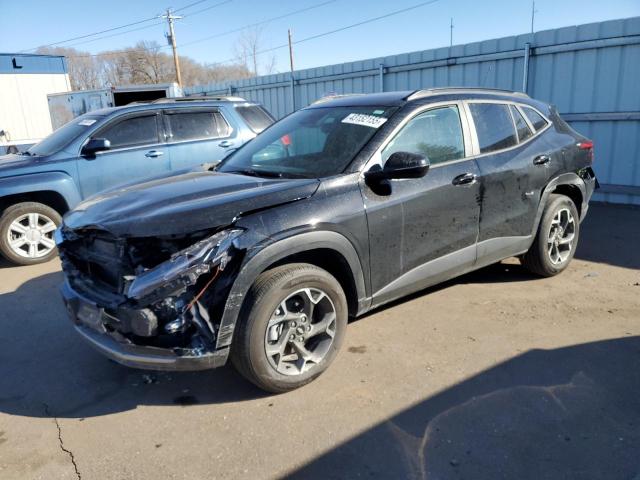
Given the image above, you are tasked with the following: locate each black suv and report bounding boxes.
[58,88,597,393]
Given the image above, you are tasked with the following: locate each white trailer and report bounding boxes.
[0,53,71,153]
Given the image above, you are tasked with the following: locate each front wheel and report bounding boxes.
[0,202,61,266]
[521,194,580,277]
[231,263,348,393]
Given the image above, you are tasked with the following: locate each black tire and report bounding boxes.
[0,202,62,266]
[521,194,580,277]
[231,263,348,393]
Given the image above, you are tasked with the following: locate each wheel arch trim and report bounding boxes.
[531,173,586,237]
[215,230,368,350]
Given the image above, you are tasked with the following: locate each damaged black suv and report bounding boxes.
[58,88,597,393]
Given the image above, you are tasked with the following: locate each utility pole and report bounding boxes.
[530,1,537,35]
[162,8,183,87]
[288,29,295,111]
[450,17,454,48]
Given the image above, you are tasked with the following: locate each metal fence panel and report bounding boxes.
[185,16,640,204]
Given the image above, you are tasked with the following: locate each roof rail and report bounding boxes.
[311,93,366,105]
[152,95,247,104]
[406,87,529,101]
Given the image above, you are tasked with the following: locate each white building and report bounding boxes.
[0,53,71,153]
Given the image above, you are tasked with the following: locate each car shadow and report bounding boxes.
[289,335,640,480]
[0,204,636,421]
[0,257,544,420]
[0,271,268,420]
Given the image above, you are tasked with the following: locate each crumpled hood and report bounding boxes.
[63,171,320,237]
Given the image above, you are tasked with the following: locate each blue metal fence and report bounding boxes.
[186,17,640,204]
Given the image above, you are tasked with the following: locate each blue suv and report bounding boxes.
[0,97,274,265]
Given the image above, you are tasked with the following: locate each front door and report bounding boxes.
[361,103,481,306]
[77,112,171,198]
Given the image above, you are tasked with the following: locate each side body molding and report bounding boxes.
[0,171,81,208]
[215,230,369,350]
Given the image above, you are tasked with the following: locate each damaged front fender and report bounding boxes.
[125,228,243,304]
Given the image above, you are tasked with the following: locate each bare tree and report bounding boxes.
[234,25,277,77]
[39,41,252,89]
[36,46,103,90]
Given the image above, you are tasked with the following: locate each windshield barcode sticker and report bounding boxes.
[341,113,387,128]
[78,119,97,126]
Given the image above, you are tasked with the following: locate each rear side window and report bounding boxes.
[99,115,159,149]
[510,105,533,142]
[382,105,465,165]
[521,106,549,131]
[167,110,230,141]
[235,105,274,133]
[469,103,517,154]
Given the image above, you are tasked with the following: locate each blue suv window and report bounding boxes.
[28,115,102,156]
[166,110,231,142]
[235,105,274,133]
[100,115,160,149]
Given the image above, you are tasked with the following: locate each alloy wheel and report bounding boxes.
[264,288,337,376]
[6,213,58,259]
[547,207,575,265]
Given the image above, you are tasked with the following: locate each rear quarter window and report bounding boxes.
[510,105,534,142]
[166,110,230,141]
[235,105,274,133]
[469,103,518,154]
[521,106,549,131]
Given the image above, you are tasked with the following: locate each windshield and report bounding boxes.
[217,106,397,178]
[27,114,103,156]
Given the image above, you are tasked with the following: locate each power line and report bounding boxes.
[67,0,336,58]
[178,0,337,48]
[20,15,160,52]
[180,0,233,17]
[19,0,225,52]
[207,0,441,67]
[174,0,212,13]
[63,21,166,49]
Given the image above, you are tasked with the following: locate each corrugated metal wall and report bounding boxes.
[186,17,640,205]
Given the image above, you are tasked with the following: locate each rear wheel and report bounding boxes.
[231,263,348,393]
[521,194,580,277]
[0,202,61,266]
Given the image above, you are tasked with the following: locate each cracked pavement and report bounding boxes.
[0,203,639,479]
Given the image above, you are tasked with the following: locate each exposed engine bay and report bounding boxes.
[58,227,244,359]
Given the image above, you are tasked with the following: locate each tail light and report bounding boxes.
[577,140,594,161]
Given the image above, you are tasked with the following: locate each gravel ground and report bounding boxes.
[0,202,638,480]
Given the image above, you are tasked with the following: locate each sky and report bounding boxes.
[1,0,639,74]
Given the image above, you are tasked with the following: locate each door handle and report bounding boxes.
[533,154,551,166]
[145,150,164,158]
[452,173,477,186]
[218,140,234,148]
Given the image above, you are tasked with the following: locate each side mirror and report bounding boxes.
[365,151,430,182]
[82,138,110,157]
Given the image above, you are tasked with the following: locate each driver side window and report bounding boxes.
[97,114,160,150]
[382,105,465,165]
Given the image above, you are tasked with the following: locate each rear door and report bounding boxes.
[466,101,555,262]
[77,111,171,197]
[162,107,237,170]
[362,102,481,306]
